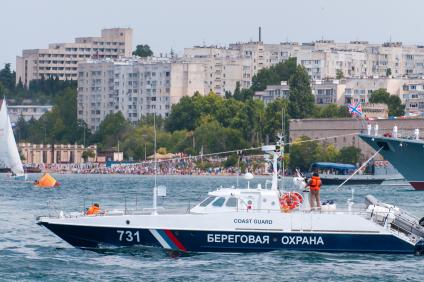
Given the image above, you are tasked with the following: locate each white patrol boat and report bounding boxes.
[37,143,424,254]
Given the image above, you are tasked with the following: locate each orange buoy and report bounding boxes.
[35,173,60,188]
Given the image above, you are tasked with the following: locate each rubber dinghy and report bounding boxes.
[35,173,60,188]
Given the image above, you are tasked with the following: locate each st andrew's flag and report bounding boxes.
[348,101,363,117]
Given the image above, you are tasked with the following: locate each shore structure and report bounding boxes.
[19,143,97,164]
[289,118,424,157]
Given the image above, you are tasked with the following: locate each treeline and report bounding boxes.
[0,63,76,104]
[289,136,361,171]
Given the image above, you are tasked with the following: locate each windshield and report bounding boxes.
[199,196,217,207]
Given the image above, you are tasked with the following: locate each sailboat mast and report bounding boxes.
[281,108,285,191]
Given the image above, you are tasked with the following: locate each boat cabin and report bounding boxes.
[190,185,282,214]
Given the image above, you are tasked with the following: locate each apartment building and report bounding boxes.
[253,82,290,104]
[254,79,345,105]
[401,80,424,114]
[254,77,417,110]
[77,58,204,131]
[7,105,53,123]
[344,78,403,104]
[16,28,133,87]
[183,40,424,96]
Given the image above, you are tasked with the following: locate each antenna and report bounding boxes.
[280,108,285,191]
[259,26,262,42]
[152,114,158,215]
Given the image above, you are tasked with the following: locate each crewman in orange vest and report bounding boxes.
[86,203,101,215]
[307,172,322,209]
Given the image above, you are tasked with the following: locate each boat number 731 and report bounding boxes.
[117,230,140,242]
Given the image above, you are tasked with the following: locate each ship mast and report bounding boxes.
[152,114,158,215]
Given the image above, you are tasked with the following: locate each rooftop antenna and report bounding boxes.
[259,26,262,42]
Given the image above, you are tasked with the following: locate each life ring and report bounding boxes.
[279,192,303,212]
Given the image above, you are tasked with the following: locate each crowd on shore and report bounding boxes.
[25,156,271,176]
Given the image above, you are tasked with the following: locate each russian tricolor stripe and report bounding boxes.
[149,229,187,251]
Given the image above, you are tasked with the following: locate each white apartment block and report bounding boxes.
[344,78,403,104]
[254,82,290,104]
[253,79,344,105]
[401,80,424,114]
[183,40,424,96]
[16,28,133,87]
[77,58,204,132]
[7,105,53,123]
[254,77,423,109]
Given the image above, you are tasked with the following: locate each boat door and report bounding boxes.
[239,192,261,211]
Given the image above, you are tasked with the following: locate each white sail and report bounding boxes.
[0,99,25,176]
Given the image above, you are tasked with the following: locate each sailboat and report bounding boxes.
[0,99,26,180]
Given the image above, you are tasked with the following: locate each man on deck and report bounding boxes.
[307,172,322,209]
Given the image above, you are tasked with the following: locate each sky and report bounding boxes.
[2,0,424,70]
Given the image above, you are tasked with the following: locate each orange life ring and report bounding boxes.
[279,192,303,212]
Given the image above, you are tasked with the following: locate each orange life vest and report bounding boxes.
[86,205,100,215]
[309,176,321,191]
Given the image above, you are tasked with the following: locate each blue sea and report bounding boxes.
[1,174,424,281]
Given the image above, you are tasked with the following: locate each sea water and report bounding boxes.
[1,174,424,281]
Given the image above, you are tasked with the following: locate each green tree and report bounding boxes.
[322,144,339,162]
[263,98,289,142]
[250,58,297,91]
[132,44,153,57]
[82,150,95,162]
[0,63,15,92]
[317,104,339,118]
[316,104,351,118]
[194,119,247,154]
[386,68,392,77]
[338,146,361,164]
[93,112,132,150]
[288,66,315,119]
[369,88,405,116]
[165,92,201,131]
[288,136,322,171]
[387,95,405,116]
[230,99,264,144]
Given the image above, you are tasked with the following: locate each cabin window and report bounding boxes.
[199,197,216,207]
[212,197,226,207]
[225,197,238,207]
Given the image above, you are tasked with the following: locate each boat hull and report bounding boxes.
[320,177,384,186]
[359,134,424,191]
[38,221,415,254]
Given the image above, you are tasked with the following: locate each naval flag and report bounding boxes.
[348,101,363,117]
